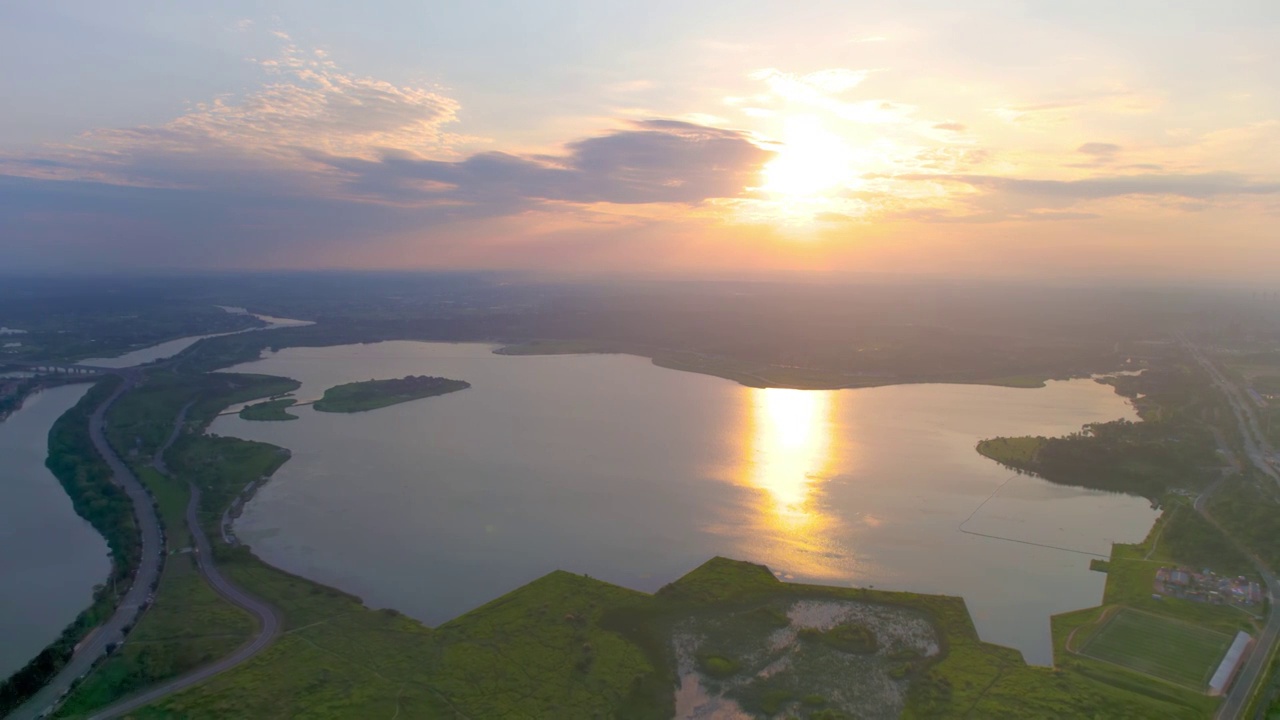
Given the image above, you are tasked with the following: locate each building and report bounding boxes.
[1208,631,1253,696]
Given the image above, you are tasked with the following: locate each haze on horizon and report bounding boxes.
[1,1,1277,281]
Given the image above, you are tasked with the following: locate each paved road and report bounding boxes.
[1181,336,1280,720]
[83,405,283,720]
[8,373,164,720]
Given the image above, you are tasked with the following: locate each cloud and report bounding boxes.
[933,122,966,132]
[1,32,768,212]
[752,68,870,95]
[749,68,875,113]
[100,35,464,160]
[0,31,776,270]
[901,172,1280,200]
[815,211,857,223]
[2,32,469,196]
[0,113,772,268]
[878,170,1280,225]
[883,206,1102,224]
[311,119,773,207]
[990,90,1162,125]
[1076,142,1121,158]
[1064,142,1123,169]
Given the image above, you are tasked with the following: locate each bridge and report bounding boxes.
[5,362,129,376]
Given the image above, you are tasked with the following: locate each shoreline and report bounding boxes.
[492,340,1123,391]
[217,339,1145,666]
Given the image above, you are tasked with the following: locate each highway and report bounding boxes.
[8,373,164,720]
[1182,336,1280,720]
[84,402,281,719]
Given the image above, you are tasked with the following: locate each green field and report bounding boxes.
[1080,609,1233,691]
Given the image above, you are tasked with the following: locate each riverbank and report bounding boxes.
[0,385,109,682]
[0,376,93,426]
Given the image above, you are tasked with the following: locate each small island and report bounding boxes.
[313,375,470,413]
[239,398,300,421]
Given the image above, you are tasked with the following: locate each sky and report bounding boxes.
[1,0,1278,280]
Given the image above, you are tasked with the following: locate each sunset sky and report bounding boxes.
[2,1,1278,280]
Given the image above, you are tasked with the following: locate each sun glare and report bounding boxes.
[761,116,857,199]
[718,387,847,578]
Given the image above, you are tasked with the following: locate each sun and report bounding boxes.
[760,116,858,199]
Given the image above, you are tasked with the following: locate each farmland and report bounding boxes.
[1080,609,1233,691]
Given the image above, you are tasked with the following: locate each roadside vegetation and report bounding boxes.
[1205,474,1280,717]
[1208,473,1280,571]
[52,557,255,718]
[312,375,469,413]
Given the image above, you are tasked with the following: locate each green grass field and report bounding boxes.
[1080,609,1233,691]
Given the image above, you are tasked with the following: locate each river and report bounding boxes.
[215,341,1157,665]
[76,311,312,368]
[0,309,312,680]
[0,385,110,680]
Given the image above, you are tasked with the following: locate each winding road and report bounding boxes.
[83,404,283,720]
[7,378,283,720]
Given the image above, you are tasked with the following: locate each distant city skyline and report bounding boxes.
[1,1,1277,280]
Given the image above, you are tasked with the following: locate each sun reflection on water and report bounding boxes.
[732,387,846,578]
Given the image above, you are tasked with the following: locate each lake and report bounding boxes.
[0,385,110,680]
[216,341,1157,665]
